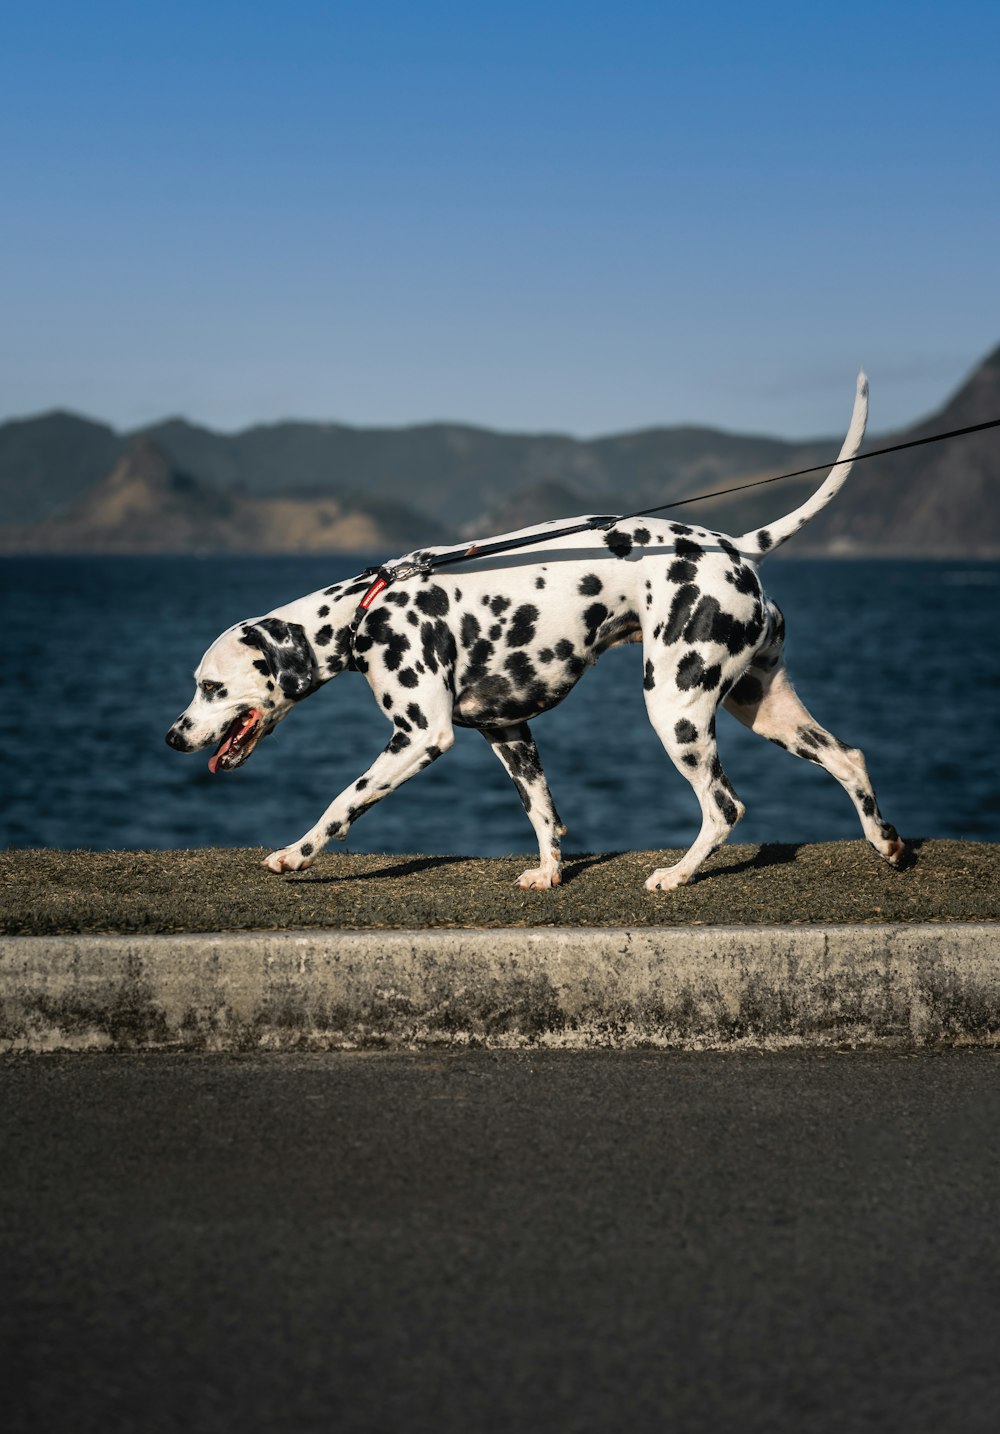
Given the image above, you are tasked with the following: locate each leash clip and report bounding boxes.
[350,558,433,633]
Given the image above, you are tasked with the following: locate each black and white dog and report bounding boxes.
[166,374,903,889]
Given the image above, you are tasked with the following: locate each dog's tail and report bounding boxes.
[735,371,868,561]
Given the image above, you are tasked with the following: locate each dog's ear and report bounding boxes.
[240,618,320,701]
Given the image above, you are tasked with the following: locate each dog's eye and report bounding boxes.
[200,680,221,695]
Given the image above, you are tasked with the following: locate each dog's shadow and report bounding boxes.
[287,854,461,885]
[707,837,920,880]
[284,849,622,887]
[282,840,919,888]
[706,842,805,879]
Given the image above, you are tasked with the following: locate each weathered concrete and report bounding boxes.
[2,923,998,1052]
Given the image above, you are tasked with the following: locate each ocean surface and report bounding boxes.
[3,555,998,856]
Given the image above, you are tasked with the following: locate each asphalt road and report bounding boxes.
[4,1051,1000,1434]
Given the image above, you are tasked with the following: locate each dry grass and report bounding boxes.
[3,840,997,935]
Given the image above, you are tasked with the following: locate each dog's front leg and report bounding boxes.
[263,714,455,873]
[481,722,567,889]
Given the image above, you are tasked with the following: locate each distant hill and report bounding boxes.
[0,438,452,554]
[2,343,999,554]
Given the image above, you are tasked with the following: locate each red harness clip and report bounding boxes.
[351,567,395,634]
[359,576,388,610]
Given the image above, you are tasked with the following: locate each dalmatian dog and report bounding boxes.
[166,373,904,890]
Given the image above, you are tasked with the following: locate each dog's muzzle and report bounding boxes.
[207,708,265,774]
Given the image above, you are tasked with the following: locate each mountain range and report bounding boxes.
[2,343,998,556]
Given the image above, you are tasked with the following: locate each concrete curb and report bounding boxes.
[2,924,999,1052]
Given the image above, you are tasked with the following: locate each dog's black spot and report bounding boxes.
[511,775,530,810]
[300,842,314,857]
[673,538,703,562]
[317,605,330,618]
[421,619,457,675]
[535,576,546,589]
[758,529,772,551]
[489,624,502,641]
[604,529,632,558]
[682,753,699,768]
[355,777,369,791]
[675,720,698,743]
[726,564,759,596]
[460,612,481,648]
[667,560,697,585]
[538,648,554,663]
[676,651,721,691]
[415,586,450,617]
[730,673,764,707]
[384,590,410,607]
[490,595,512,616]
[406,702,428,730]
[579,574,603,596]
[388,731,411,754]
[382,692,393,709]
[643,659,655,690]
[714,788,739,825]
[683,596,722,645]
[398,667,419,688]
[583,602,609,647]
[501,740,543,783]
[421,745,442,767]
[314,625,333,647]
[671,523,693,536]
[506,652,537,686]
[662,584,700,645]
[719,538,743,567]
[507,604,539,647]
[384,631,412,672]
[554,639,575,661]
[633,527,651,546]
[857,790,876,816]
[461,638,496,686]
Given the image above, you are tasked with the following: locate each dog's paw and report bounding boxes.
[263,846,315,874]
[517,867,561,891]
[645,867,689,892]
[885,837,907,867]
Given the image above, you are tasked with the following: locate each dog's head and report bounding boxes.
[165,617,320,772]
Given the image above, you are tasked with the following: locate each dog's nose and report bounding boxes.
[165,726,191,751]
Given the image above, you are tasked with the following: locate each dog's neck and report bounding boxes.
[266,576,369,686]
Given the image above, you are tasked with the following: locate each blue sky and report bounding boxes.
[3,0,998,437]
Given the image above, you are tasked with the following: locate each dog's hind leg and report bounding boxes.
[481,723,568,889]
[642,687,746,891]
[723,639,905,866]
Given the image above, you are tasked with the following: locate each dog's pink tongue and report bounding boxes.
[208,710,261,774]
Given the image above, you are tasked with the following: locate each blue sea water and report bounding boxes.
[2,554,998,855]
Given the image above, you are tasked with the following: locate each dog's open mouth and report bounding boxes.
[208,709,264,774]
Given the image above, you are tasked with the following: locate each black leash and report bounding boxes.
[352,413,1000,627]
